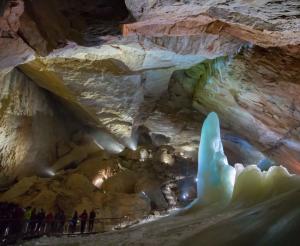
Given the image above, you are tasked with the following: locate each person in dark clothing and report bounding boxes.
[54,210,60,233]
[14,206,25,237]
[58,210,66,233]
[79,210,88,234]
[0,203,9,237]
[45,211,54,235]
[36,208,45,233]
[70,211,78,233]
[29,208,37,233]
[0,202,24,238]
[24,206,32,234]
[88,210,96,232]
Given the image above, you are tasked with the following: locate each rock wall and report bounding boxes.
[167,47,300,173]
[0,69,76,186]
[0,0,300,218]
[123,0,300,172]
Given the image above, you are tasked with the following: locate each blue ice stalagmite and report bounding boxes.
[195,112,236,205]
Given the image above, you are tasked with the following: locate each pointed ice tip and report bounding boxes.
[207,112,218,120]
[204,112,220,129]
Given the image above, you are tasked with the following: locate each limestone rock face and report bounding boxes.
[0,0,23,36]
[0,0,34,72]
[18,40,206,146]
[102,170,138,194]
[0,69,75,185]
[188,48,300,173]
[0,0,300,205]
[0,173,151,220]
[122,0,300,173]
[135,176,168,209]
[93,192,151,220]
[1,0,130,55]
[124,0,300,50]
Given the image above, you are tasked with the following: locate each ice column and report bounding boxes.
[195,112,236,205]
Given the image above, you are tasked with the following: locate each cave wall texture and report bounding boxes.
[0,0,299,214]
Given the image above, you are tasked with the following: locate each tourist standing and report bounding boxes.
[36,208,45,233]
[79,210,88,234]
[45,211,54,235]
[23,206,32,233]
[54,210,60,233]
[88,209,96,232]
[29,208,37,233]
[70,211,78,233]
[58,209,66,233]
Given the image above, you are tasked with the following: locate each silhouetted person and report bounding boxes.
[24,206,32,233]
[70,211,78,233]
[7,203,16,236]
[58,210,66,233]
[29,208,37,233]
[8,204,16,236]
[79,210,88,234]
[54,210,60,233]
[36,208,45,233]
[0,202,23,241]
[14,205,24,237]
[88,210,96,232]
[45,212,54,235]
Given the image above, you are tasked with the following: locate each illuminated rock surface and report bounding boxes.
[0,0,300,244]
[22,188,300,246]
[1,0,299,178]
[20,114,300,245]
[0,69,75,185]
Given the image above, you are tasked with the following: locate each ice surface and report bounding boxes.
[232,164,300,205]
[194,112,236,205]
[22,112,300,246]
[190,112,300,209]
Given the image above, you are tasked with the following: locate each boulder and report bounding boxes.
[102,170,138,193]
[135,176,168,209]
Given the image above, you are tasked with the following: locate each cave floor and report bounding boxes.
[23,189,300,246]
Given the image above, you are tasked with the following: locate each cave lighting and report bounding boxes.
[181,146,195,152]
[140,191,150,200]
[160,152,175,165]
[122,131,138,151]
[179,145,197,159]
[127,140,137,151]
[89,129,125,154]
[93,177,104,188]
[93,171,108,189]
[44,168,55,177]
[182,192,189,200]
[139,148,148,162]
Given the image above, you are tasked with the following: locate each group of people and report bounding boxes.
[0,202,97,239]
[0,202,24,238]
[69,209,96,234]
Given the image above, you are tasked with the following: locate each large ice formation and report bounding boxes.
[195,112,236,205]
[190,112,300,210]
[232,164,300,206]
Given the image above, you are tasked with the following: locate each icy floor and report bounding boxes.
[22,189,300,246]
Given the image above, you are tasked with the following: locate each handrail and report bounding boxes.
[0,215,135,243]
[0,217,125,223]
